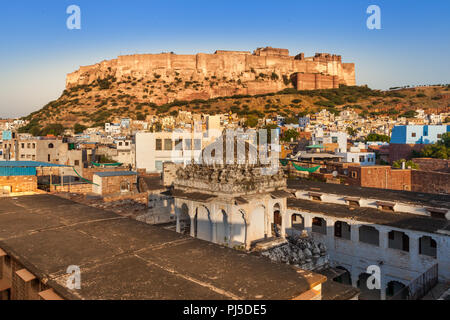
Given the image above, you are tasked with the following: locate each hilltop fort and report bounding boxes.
[66,46,355,104]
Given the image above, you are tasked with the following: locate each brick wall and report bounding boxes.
[346,166,412,191]
[98,174,137,195]
[411,170,450,194]
[389,144,427,163]
[0,176,37,193]
[412,158,450,173]
[51,183,93,194]
[83,167,129,181]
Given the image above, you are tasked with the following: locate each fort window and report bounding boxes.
[334,221,351,240]
[272,204,282,237]
[351,171,357,178]
[120,181,130,192]
[312,217,326,235]
[21,143,25,148]
[359,225,379,246]
[386,281,408,300]
[48,143,54,148]
[388,230,409,252]
[411,132,416,137]
[155,139,162,151]
[291,214,304,230]
[419,236,437,258]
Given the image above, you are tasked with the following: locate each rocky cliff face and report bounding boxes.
[66,47,355,105]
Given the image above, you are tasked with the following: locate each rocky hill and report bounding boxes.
[19,47,449,134]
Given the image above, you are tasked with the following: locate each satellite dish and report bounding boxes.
[332,171,338,177]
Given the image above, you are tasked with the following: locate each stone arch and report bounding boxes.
[195,205,212,242]
[334,221,351,239]
[291,213,304,230]
[357,272,381,300]
[120,180,130,192]
[386,280,408,300]
[334,266,352,286]
[272,203,282,237]
[179,203,191,235]
[419,235,437,258]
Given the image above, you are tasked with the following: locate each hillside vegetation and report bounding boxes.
[20,80,450,135]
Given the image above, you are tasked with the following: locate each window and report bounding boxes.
[155,139,162,151]
[291,214,304,230]
[175,139,183,151]
[27,143,31,148]
[48,154,51,162]
[119,142,123,146]
[185,139,192,150]
[155,161,163,171]
[437,134,442,139]
[125,142,129,146]
[359,156,365,162]
[21,143,25,148]
[164,139,172,151]
[332,137,338,143]
[48,143,54,148]
[74,160,80,166]
[411,132,416,137]
[194,139,201,150]
[351,171,357,178]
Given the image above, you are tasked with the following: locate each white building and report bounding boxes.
[135,131,204,173]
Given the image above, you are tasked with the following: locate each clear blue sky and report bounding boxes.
[0,0,449,118]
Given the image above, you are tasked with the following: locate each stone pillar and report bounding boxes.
[304,214,313,236]
[378,228,388,249]
[325,218,335,250]
[211,204,217,244]
[408,233,420,265]
[350,223,359,243]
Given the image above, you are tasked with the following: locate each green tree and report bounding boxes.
[282,129,299,142]
[392,159,419,169]
[245,115,259,128]
[74,123,87,134]
[365,133,390,143]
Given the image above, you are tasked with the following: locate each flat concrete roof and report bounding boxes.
[0,194,328,300]
[288,198,449,235]
[287,179,450,210]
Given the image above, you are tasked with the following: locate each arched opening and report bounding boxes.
[419,236,437,258]
[195,206,212,242]
[359,225,379,246]
[291,213,304,231]
[386,281,408,300]
[334,266,352,286]
[216,209,229,245]
[272,203,282,237]
[312,217,326,235]
[357,272,381,300]
[334,221,351,239]
[388,230,409,252]
[179,203,190,235]
[120,181,130,192]
[48,143,54,149]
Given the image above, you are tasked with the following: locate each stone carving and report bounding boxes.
[261,235,329,271]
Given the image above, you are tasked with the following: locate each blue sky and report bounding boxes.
[0,0,449,118]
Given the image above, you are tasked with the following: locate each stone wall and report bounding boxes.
[66,47,355,102]
[346,166,412,191]
[411,170,450,194]
[0,176,37,193]
[50,183,92,194]
[412,158,450,173]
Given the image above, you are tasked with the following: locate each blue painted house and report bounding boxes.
[390,125,449,144]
